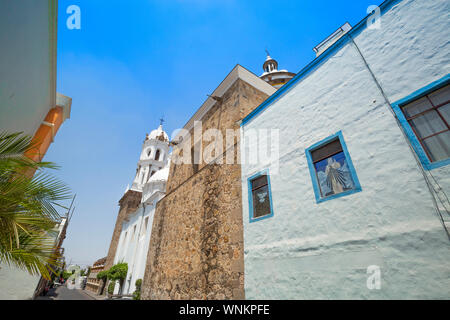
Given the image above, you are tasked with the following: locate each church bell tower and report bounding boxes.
[260,51,296,90]
[131,122,170,192]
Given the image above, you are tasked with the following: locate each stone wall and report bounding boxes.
[141,78,270,300]
[104,190,142,270]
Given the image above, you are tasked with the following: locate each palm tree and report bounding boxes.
[0,132,71,280]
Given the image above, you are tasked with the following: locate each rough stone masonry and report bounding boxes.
[141,77,271,300]
[105,190,142,270]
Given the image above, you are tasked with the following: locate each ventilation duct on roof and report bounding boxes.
[313,22,352,57]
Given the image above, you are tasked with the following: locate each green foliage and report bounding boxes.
[133,279,142,300]
[80,268,87,277]
[0,132,71,280]
[108,281,115,295]
[107,262,128,281]
[96,270,108,280]
[135,278,142,288]
[61,270,72,280]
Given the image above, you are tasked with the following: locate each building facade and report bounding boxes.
[106,125,171,296]
[240,0,450,299]
[0,0,72,300]
[33,216,70,298]
[0,0,72,163]
[140,65,277,300]
[86,257,107,295]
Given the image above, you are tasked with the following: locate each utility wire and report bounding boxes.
[348,33,450,241]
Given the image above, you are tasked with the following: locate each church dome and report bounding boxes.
[262,55,278,74]
[260,52,296,90]
[147,124,169,142]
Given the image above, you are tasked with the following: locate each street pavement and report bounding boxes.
[35,285,95,300]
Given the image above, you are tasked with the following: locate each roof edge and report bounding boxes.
[173,64,276,142]
[241,0,400,127]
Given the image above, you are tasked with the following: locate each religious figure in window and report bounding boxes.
[311,139,355,198]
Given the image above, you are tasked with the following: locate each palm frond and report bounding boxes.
[0,131,71,280]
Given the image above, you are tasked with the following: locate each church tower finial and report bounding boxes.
[260,51,296,90]
[262,52,278,73]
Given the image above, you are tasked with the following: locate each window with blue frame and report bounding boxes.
[306,132,361,203]
[248,171,273,222]
[392,76,450,170]
[399,84,450,163]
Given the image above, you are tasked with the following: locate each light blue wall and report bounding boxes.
[0,0,57,300]
[0,0,57,137]
[241,0,450,299]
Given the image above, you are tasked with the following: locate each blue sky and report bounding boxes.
[48,0,382,267]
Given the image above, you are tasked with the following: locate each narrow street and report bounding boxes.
[35,286,95,300]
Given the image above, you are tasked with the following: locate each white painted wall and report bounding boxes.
[113,202,157,295]
[0,263,40,300]
[0,2,66,298]
[0,0,57,137]
[113,166,169,295]
[113,126,170,295]
[241,0,450,299]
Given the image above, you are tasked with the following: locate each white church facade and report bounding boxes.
[240,0,450,299]
[112,124,171,295]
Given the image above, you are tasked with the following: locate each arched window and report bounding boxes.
[147,149,152,157]
[155,149,161,161]
[147,166,153,182]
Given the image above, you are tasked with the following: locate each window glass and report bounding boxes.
[422,131,450,162]
[313,150,355,198]
[401,83,450,163]
[251,182,271,218]
[440,103,450,123]
[409,110,447,138]
[251,175,268,190]
[252,185,270,218]
[250,174,272,219]
[402,97,432,118]
[429,85,450,106]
